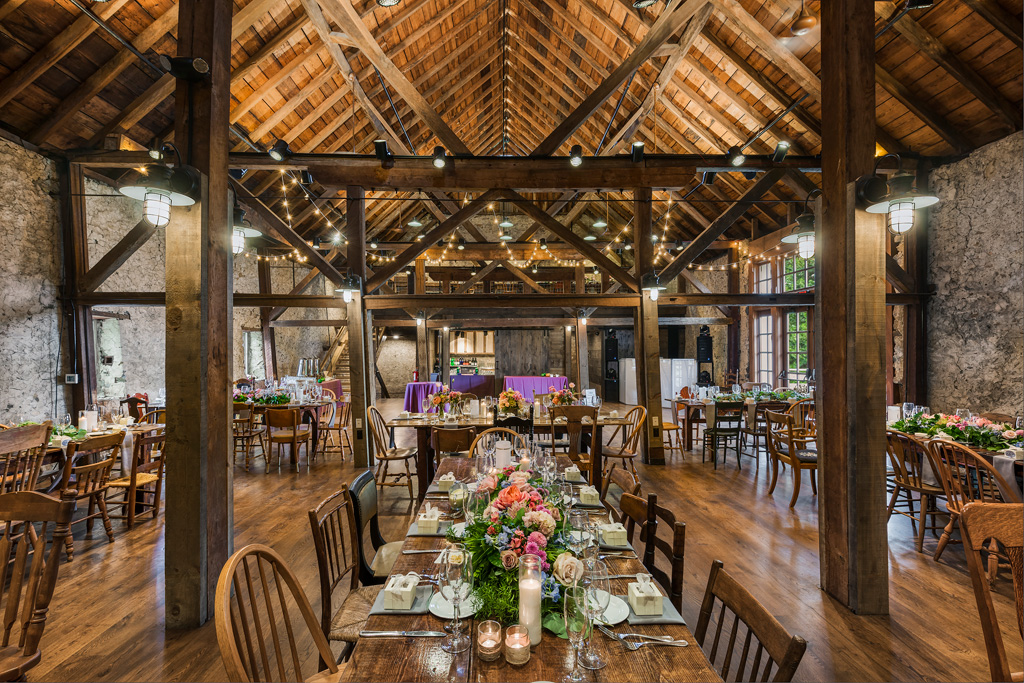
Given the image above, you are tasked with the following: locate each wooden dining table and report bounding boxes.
[385,412,631,503]
[341,457,721,683]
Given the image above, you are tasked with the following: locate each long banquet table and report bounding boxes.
[341,456,721,683]
[502,375,568,400]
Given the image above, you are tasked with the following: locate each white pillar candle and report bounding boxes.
[518,577,542,645]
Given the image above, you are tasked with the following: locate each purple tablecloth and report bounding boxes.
[451,375,494,396]
[403,381,442,412]
[502,376,568,400]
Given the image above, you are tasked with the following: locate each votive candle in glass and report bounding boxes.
[477,621,502,661]
[504,625,531,666]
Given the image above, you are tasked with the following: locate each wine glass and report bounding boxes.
[732,383,742,396]
[578,560,611,670]
[902,402,917,420]
[465,488,489,525]
[917,406,931,418]
[567,509,589,555]
[955,408,970,421]
[439,544,473,653]
[61,414,72,431]
[562,585,589,683]
[581,519,600,563]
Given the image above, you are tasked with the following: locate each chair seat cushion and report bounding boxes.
[380,447,416,460]
[271,428,311,440]
[108,472,159,488]
[370,541,404,578]
[777,441,817,455]
[662,423,679,430]
[327,584,384,642]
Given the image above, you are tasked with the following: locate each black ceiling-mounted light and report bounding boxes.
[158,55,209,81]
[432,146,447,169]
[374,139,394,169]
[300,170,314,185]
[569,144,583,168]
[377,0,400,6]
[630,141,645,163]
[789,0,818,36]
[640,270,666,301]
[633,0,658,8]
[623,238,632,251]
[540,238,548,250]
[369,240,379,249]
[457,238,466,250]
[268,139,291,162]
[118,144,199,228]
[334,274,362,303]
[228,168,248,180]
[727,146,746,167]
[231,204,261,255]
[858,154,939,236]
[772,140,791,163]
[702,171,717,186]
[780,188,821,260]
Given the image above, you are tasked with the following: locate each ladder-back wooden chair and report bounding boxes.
[702,401,744,470]
[266,407,312,471]
[0,490,76,681]
[617,492,658,553]
[0,422,52,494]
[695,560,807,682]
[765,411,818,508]
[740,401,789,464]
[60,432,124,561]
[119,396,148,422]
[884,430,946,553]
[642,498,687,613]
[232,407,266,472]
[308,488,383,664]
[602,406,646,477]
[959,502,1023,683]
[215,544,342,683]
[430,427,476,466]
[546,405,597,472]
[107,430,165,529]
[367,406,415,498]
[600,467,641,518]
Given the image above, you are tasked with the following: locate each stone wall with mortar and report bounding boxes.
[683,253,731,385]
[927,131,1023,416]
[0,139,65,424]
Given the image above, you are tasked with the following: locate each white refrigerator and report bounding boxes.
[619,358,637,405]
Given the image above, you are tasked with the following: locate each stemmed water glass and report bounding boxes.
[732,383,742,395]
[445,481,468,521]
[439,544,474,653]
[955,408,971,420]
[567,509,589,555]
[562,585,589,683]
[902,402,917,420]
[465,488,489,526]
[578,560,611,669]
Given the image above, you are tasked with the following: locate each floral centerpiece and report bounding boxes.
[429,385,463,412]
[253,392,291,405]
[549,383,579,406]
[743,388,809,402]
[447,465,580,636]
[497,389,526,415]
[891,412,1023,451]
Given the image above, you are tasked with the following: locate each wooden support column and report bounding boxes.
[576,319,590,393]
[574,265,584,294]
[416,321,428,382]
[817,0,889,615]
[346,186,372,468]
[726,245,741,377]
[59,161,95,415]
[164,0,233,630]
[564,325,574,383]
[633,187,664,464]
[903,162,930,404]
[257,256,277,380]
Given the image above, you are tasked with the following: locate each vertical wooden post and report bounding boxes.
[817,0,889,615]
[574,265,584,293]
[164,0,233,630]
[346,186,371,467]
[633,187,664,464]
[414,256,426,294]
[257,256,277,380]
[564,325,574,384]
[59,161,95,415]
[576,319,590,393]
[414,257,428,380]
[903,162,930,405]
[726,244,741,377]
[441,329,450,385]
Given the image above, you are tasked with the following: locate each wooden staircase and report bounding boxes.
[320,326,350,394]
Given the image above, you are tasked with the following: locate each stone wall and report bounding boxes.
[927,132,1023,416]
[0,139,64,423]
[683,254,731,384]
[376,335,416,397]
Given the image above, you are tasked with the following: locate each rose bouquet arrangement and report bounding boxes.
[447,465,582,636]
[253,392,291,405]
[429,385,463,410]
[497,389,526,415]
[549,383,578,406]
[891,412,1023,451]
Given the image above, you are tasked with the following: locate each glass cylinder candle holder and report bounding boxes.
[518,554,542,646]
[504,625,531,666]
[477,621,502,661]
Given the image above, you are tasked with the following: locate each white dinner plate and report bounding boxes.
[428,592,481,619]
[596,593,629,626]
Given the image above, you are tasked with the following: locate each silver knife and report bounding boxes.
[605,574,641,579]
[359,630,446,638]
[402,549,443,554]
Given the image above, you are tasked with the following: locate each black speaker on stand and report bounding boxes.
[696,325,714,385]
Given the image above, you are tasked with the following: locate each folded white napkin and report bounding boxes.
[438,472,456,491]
[627,573,663,616]
[383,572,420,610]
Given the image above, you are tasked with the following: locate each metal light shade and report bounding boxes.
[268,139,291,161]
[633,0,658,8]
[377,0,400,7]
[232,229,246,255]
[432,146,447,168]
[592,218,607,228]
[233,206,262,238]
[790,0,817,35]
[334,275,361,303]
[119,164,198,226]
[499,218,514,229]
[781,211,816,257]
[499,233,513,241]
[727,146,746,167]
[583,233,597,241]
[640,271,666,301]
[863,171,938,236]
[408,218,423,228]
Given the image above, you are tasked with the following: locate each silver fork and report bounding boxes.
[597,624,675,643]
[621,638,689,650]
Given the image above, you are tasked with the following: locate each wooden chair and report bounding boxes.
[468,427,529,456]
[884,430,946,553]
[430,427,476,466]
[661,414,682,459]
[140,408,165,425]
[978,412,1013,424]
[959,502,1023,683]
[367,406,415,498]
[232,408,266,472]
[927,439,1021,575]
[602,406,646,477]
[546,405,596,472]
[702,401,744,469]
[308,488,384,664]
[494,408,534,437]
[641,498,686,613]
[119,396,148,422]
[215,544,342,683]
[694,560,807,682]
[765,411,818,508]
[741,382,759,391]
[0,490,76,681]
[319,394,352,461]
[106,430,165,529]
[617,492,658,552]
[740,401,789,464]
[0,422,52,494]
[348,470,402,584]
[601,467,641,519]
[266,407,312,471]
[60,432,123,560]
[786,398,815,434]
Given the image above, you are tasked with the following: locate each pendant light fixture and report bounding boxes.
[569,144,583,167]
[334,274,361,303]
[859,154,939,235]
[232,205,262,255]
[781,188,822,259]
[640,271,666,301]
[117,143,198,228]
[790,0,818,36]
[592,196,609,232]
[432,146,447,168]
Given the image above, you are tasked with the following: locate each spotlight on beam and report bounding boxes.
[300,170,314,185]
[727,146,746,167]
[569,144,583,167]
[630,141,644,163]
[702,171,717,186]
[432,146,447,169]
[772,140,791,163]
[374,139,394,169]
[268,139,291,162]
[158,55,209,81]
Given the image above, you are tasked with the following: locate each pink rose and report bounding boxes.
[500,550,518,570]
[1016,430,1023,436]
[478,475,498,494]
[552,552,584,586]
[1003,430,1017,440]
[569,382,575,389]
[495,484,525,510]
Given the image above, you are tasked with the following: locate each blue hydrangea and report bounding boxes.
[542,574,561,602]
[496,531,510,548]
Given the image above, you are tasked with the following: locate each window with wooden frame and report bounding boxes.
[747,251,816,387]
[783,309,812,384]
[779,254,815,293]
[754,311,774,386]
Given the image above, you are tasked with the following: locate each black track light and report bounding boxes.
[569,144,583,167]
[457,238,466,251]
[742,171,757,180]
[228,168,248,180]
[369,240,378,249]
[630,141,645,163]
[727,145,746,167]
[159,55,209,81]
[374,139,394,169]
[432,146,447,169]
[377,0,400,6]
[702,171,717,186]
[300,170,314,185]
[772,140,791,163]
[268,139,291,162]
[632,0,658,8]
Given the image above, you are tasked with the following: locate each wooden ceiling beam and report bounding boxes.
[28,2,178,146]
[498,260,548,293]
[957,0,1023,50]
[0,0,132,108]
[532,0,711,156]
[249,67,339,142]
[318,0,472,155]
[230,41,325,125]
[873,65,972,152]
[0,0,29,23]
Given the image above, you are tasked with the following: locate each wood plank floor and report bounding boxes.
[33,399,1021,682]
